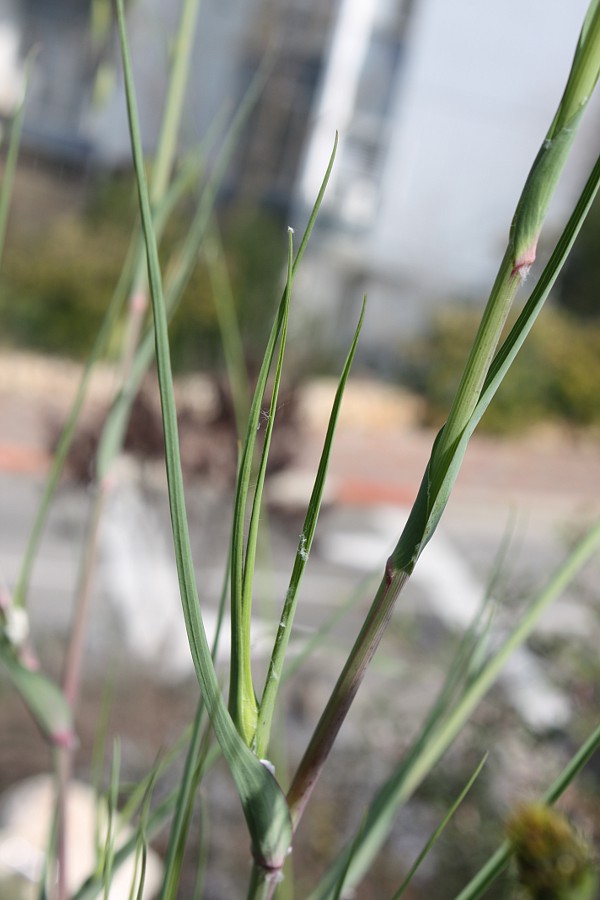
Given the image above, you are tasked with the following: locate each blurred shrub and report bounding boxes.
[0,170,286,371]
[405,305,600,432]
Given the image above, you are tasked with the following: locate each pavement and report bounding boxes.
[1,354,598,521]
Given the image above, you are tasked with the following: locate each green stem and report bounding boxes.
[432,249,518,470]
[286,566,409,827]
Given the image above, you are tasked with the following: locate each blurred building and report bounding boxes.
[293,0,600,364]
[1,0,599,359]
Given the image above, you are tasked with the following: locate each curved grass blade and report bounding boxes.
[454,720,600,900]
[255,298,366,759]
[391,754,487,899]
[116,0,292,870]
[226,131,338,748]
[96,59,271,481]
[160,548,232,898]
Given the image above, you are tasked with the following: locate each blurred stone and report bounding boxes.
[0,774,163,899]
[298,377,423,432]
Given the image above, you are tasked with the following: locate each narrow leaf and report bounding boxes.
[255,298,366,758]
[391,754,487,898]
[116,0,292,869]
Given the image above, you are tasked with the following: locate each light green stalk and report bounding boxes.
[391,754,488,899]
[286,0,600,834]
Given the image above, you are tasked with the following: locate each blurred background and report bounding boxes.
[0,1,600,898]
[1,0,600,406]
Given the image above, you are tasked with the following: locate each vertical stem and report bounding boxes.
[432,250,519,469]
[286,565,408,828]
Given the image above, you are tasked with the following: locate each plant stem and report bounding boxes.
[286,565,408,827]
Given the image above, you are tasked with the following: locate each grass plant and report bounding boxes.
[1,1,600,898]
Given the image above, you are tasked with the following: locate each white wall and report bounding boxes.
[372,0,599,296]
[294,0,600,354]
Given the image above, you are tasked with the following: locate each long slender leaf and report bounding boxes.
[255,298,366,758]
[230,229,294,746]
[96,58,272,481]
[116,0,292,870]
[391,754,488,899]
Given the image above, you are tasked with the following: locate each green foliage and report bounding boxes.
[0,213,129,358]
[0,173,286,370]
[406,306,600,432]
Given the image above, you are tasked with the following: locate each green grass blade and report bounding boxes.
[231,230,294,746]
[191,790,210,900]
[116,0,292,870]
[148,0,201,205]
[331,816,367,900]
[309,521,600,899]
[160,702,209,899]
[397,148,600,576]
[164,52,273,306]
[74,789,180,900]
[101,739,121,900]
[455,720,600,900]
[391,754,488,899]
[390,5,600,580]
[128,752,159,900]
[96,62,269,481]
[255,299,366,758]
[228,133,338,746]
